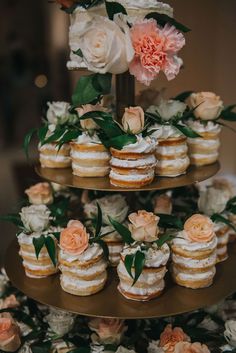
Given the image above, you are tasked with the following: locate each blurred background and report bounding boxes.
[0,0,236,264]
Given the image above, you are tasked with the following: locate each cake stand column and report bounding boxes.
[116,71,135,118]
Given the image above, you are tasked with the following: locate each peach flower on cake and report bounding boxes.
[187,92,223,121]
[128,210,160,242]
[184,214,215,243]
[122,106,145,134]
[88,318,127,345]
[174,342,210,353]
[129,20,185,86]
[0,296,19,310]
[25,183,53,205]
[77,104,107,131]
[0,318,21,352]
[60,221,89,255]
[159,324,190,352]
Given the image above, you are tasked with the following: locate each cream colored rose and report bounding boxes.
[198,185,231,216]
[47,101,77,125]
[20,205,51,232]
[46,308,75,336]
[77,104,107,131]
[128,210,160,242]
[70,12,134,74]
[89,318,127,345]
[151,100,186,121]
[224,320,236,347]
[25,183,53,205]
[84,194,129,225]
[122,106,145,134]
[187,92,224,120]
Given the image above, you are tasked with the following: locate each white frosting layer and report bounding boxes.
[61,272,106,289]
[111,155,156,168]
[217,245,227,255]
[190,152,219,159]
[59,259,107,276]
[18,231,59,246]
[187,120,221,134]
[71,151,110,160]
[121,243,170,268]
[150,124,183,139]
[59,243,103,264]
[110,169,154,181]
[156,156,189,168]
[157,144,187,156]
[172,252,217,269]
[74,132,102,145]
[119,279,165,295]
[214,222,228,232]
[121,135,156,153]
[20,249,49,259]
[173,266,216,281]
[188,138,220,148]
[107,244,124,254]
[172,233,218,252]
[39,143,70,152]
[118,261,167,285]
[22,261,55,270]
[217,232,229,245]
[113,0,173,12]
[72,163,109,173]
[40,154,71,162]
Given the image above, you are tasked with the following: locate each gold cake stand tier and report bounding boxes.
[35,162,220,192]
[5,239,236,319]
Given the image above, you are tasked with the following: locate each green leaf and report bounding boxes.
[211,213,236,232]
[105,1,127,20]
[68,347,91,353]
[95,202,102,237]
[109,217,134,244]
[133,250,146,285]
[42,127,65,145]
[37,125,48,143]
[23,128,37,160]
[96,239,109,260]
[221,105,236,121]
[33,235,45,259]
[156,233,176,248]
[124,254,134,279]
[79,111,122,137]
[218,121,236,134]
[51,232,61,242]
[145,12,191,33]
[31,341,52,353]
[174,91,193,102]
[157,214,183,230]
[44,236,57,267]
[72,75,100,106]
[73,48,83,58]
[172,123,201,138]
[57,130,81,150]
[0,214,22,226]
[103,134,137,150]
[92,73,112,95]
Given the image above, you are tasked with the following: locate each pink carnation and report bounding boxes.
[129,19,185,85]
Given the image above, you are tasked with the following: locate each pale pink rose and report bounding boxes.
[0,296,19,310]
[159,324,190,353]
[122,106,145,134]
[187,92,224,121]
[174,342,210,353]
[77,104,107,130]
[128,210,159,242]
[88,318,126,345]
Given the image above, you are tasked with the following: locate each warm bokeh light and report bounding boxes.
[34,74,48,88]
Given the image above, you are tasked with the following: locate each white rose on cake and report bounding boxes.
[187,92,223,121]
[20,205,51,232]
[148,100,186,121]
[70,12,134,74]
[198,185,231,216]
[47,101,77,125]
[224,320,236,347]
[46,308,76,336]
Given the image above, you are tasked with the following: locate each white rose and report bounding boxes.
[187,92,224,121]
[148,341,164,353]
[46,308,76,336]
[198,186,231,216]
[70,12,134,74]
[115,347,136,353]
[47,101,77,125]
[148,100,186,121]
[20,205,51,232]
[84,195,129,225]
[224,320,236,347]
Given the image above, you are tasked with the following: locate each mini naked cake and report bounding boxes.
[116,210,170,301]
[187,120,221,166]
[214,222,230,263]
[171,214,217,289]
[39,142,71,168]
[109,135,157,188]
[59,220,107,296]
[70,132,110,177]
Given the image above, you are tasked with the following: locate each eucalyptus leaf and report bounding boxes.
[109,217,134,244]
[95,202,102,237]
[105,1,127,20]
[124,254,134,279]
[44,236,57,267]
[145,12,191,33]
[133,251,146,285]
[33,235,45,259]
[23,128,37,160]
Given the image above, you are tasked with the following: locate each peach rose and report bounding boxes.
[60,221,89,255]
[174,342,210,353]
[88,318,126,345]
[184,214,215,243]
[0,296,19,310]
[128,210,159,242]
[159,324,190,352]
[0,318,21,352]
[153,194,173,215]
[77,104,107,131]
[187,92,223,121]
[25,183,53,205]
[122,106,145,134]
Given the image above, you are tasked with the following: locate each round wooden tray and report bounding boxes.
[5,239,236,319]
[35,162,220,192]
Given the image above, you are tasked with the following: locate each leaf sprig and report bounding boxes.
[33,234,58,267]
